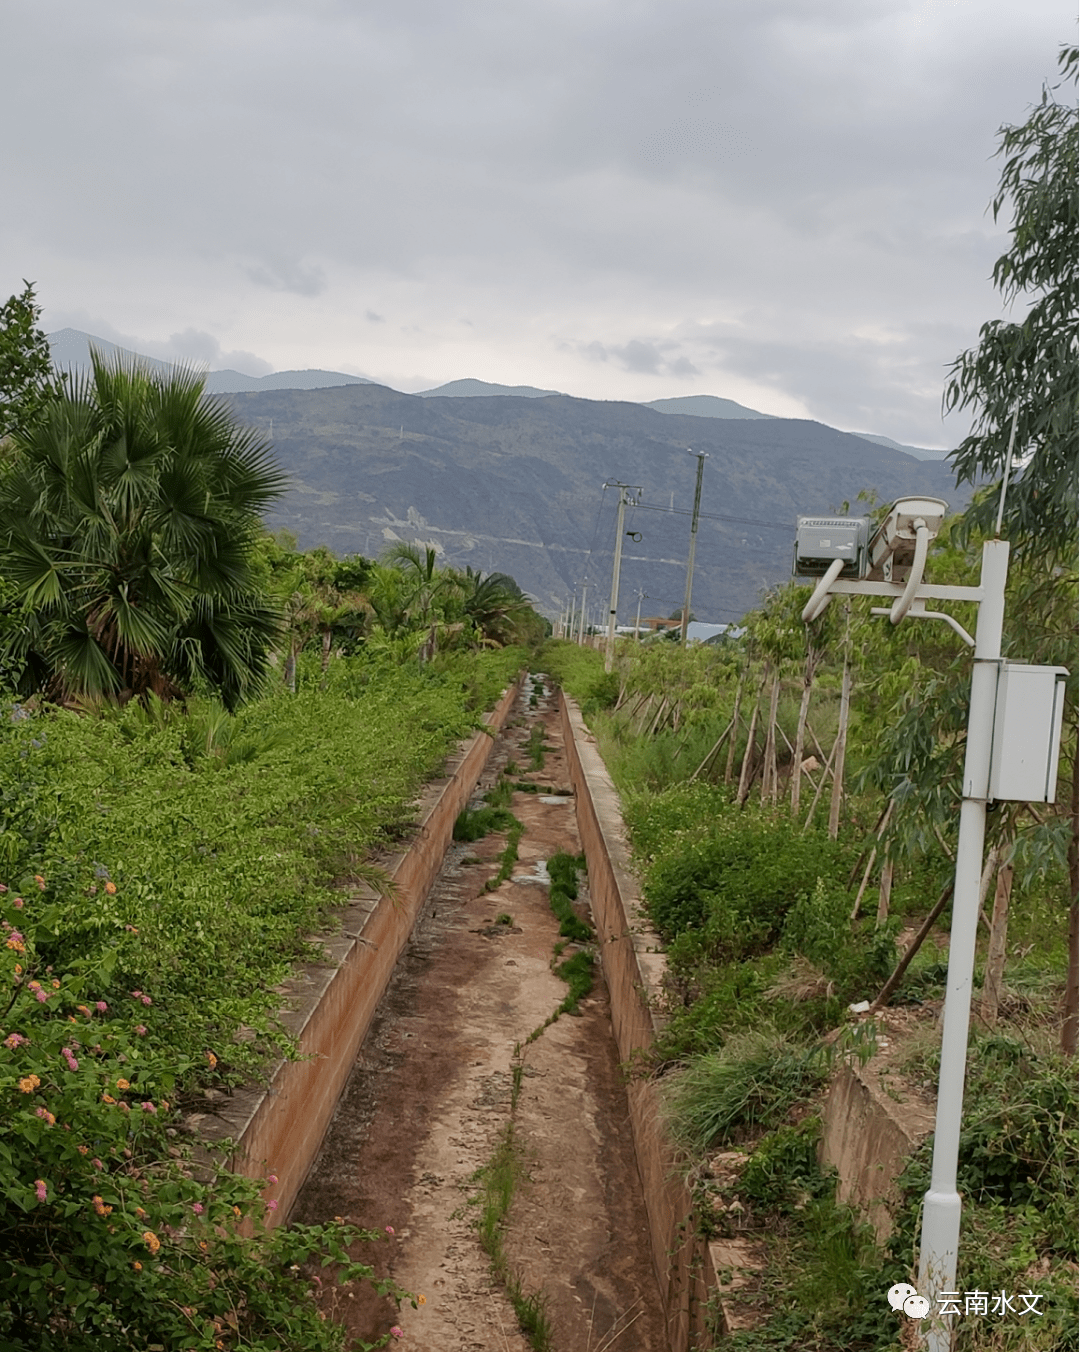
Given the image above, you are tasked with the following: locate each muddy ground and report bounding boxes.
[292,678,668,1352]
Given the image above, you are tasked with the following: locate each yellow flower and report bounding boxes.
[18,1077,37,1094]
[142,1230,161,1254]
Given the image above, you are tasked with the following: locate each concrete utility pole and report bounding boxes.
[634,589,648,642]
[680,450,708,647]
[577,582,588,645]
[604,482,641,672]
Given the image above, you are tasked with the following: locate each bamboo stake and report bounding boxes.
[981,857,1014,1028]
[724,664,748,785]
[736,664,768,806]
[876,858,895,926]
[827,608,852,840]
[760,666,781,806]
[870,880,954,1011]
[802,734,838,831]
[690,715,735,782]
[850,801,894,920]
[790,643,817,816]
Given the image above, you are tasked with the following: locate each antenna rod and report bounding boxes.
[994,404,1020,538]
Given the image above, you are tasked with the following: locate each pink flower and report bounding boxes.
[62,1047,79,1072]
[92,1159,103,1171]
[34,1179,47,1203]
[0,883,7,892]
[131,990,141,998]
[390,1327,403,1339]
[267,1173,278,1185]
[191,1202,204,1215]
[34,989,48,1003]
[3,1032,27,1049]
[95,1001,108,1013]
[140,995,152,1006]
[266,1198,279,1211]
[134,1025,147,1036]
[141,1102,157,1114]
[385,1225,395,1235]
[12,897,23,909]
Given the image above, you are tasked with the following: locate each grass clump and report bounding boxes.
[453,804,517,842]
[664,1029,826,1155]
[526,723,547,770]
[546,851,591,941]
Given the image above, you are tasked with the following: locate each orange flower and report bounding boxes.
[132,1261,142,1272]
[206,1051,218,1069]
[142,1231,161,1255]
[104,881,117,895]
[101,1094,116,1105]
[115,1078,130,1090]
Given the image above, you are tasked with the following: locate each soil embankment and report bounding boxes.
[292,677,668,1351]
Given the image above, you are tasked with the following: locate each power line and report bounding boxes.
[634,501,790,530]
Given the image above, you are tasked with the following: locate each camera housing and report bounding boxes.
[866,496,949,581]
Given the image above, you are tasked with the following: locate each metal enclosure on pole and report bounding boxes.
[680,451,708,646]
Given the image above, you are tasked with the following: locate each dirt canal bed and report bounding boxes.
[291,676,668,1352]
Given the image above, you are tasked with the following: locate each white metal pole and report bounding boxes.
[634,591,645,642]
[606,490,628,672]
[577,583,587,645]
[918,538,1009,1350]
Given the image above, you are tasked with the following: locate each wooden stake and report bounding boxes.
[876,858,895,926]
[736,664,768,806]
[827,609,852,840]
[981,856,1014,1028]
[870,880,954,1012]
[790,642,817,816]
[760,666,781,805]
[724,660,749,784]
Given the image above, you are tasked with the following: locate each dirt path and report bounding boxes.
[292,676,667,1351]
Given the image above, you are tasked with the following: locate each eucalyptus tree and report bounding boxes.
[0,354,285,708]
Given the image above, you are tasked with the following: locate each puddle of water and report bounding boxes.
[538,795,572,805]
[512,859,551,885]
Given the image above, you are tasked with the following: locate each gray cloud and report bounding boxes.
[2,0,1069,446]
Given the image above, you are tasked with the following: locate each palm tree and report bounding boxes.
[0,353,285,707]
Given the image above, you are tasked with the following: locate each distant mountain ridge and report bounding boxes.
[47,329,373,395]
[218,381,966,622]
[47,328,949,460]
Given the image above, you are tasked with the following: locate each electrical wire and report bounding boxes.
[633,501,790,530]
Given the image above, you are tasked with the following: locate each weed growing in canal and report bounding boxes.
[554,951,595,1014]
[468,1048,554,1352]
[527,723,547,769]
[547,851,591,942]
[453,804,516,841]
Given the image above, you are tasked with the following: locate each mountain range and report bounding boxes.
[46,329,963,622]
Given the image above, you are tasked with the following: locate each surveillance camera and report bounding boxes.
[793,515,870,579]
[866,497,949,582]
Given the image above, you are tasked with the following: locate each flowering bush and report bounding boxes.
[0,874,408,1350]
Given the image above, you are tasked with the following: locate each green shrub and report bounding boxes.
[739,1118,833,1215]
[643,811,849,959]
[453,805,517,842]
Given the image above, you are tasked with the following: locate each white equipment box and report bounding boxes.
[987,663,1069,804]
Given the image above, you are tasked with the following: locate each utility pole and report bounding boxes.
[604,482,641,672]
[634,589,648,642]
[680,450,708,646]
[577,581,587,645]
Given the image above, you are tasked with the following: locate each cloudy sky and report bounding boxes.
[3,0,1072,447]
